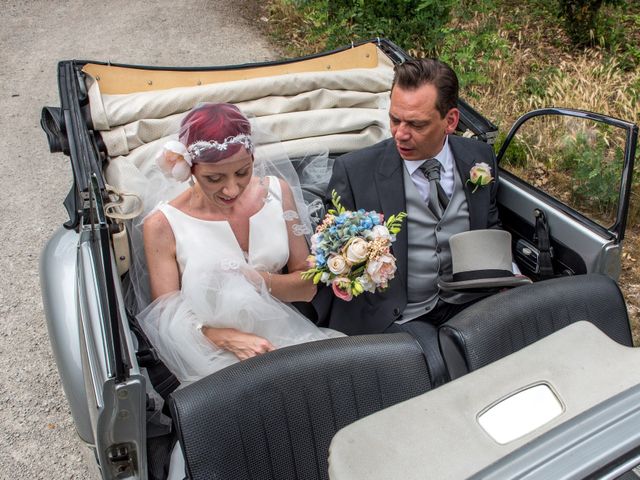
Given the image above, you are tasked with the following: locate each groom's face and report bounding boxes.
[389,83,459,160]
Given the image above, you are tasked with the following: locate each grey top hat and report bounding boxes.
[438,229,532,291]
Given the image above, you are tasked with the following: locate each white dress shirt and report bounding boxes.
[403,137,453,203]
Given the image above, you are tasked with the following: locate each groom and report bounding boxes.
[316,58,500,341]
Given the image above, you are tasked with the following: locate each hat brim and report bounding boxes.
[438,275,532,292]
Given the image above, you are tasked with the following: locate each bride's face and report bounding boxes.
[192,148,253,208]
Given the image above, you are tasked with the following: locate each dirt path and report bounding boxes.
[0,1,275,477]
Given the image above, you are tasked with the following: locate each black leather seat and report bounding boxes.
[439,274,633,380]
[169,333,432,480]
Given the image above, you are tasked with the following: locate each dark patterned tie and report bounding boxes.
[419,158,449,218]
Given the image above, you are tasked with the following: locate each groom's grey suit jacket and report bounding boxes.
[315,135,500,335]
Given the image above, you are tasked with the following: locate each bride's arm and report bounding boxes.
[258,179,317,303]
[143,211,180,299]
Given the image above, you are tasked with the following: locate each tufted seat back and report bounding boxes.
[169,333,432,480]
[439,274,633,380]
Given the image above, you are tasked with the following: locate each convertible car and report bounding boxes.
[40,39,639,479]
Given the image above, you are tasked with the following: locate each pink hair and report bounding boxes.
[179,103,252,164]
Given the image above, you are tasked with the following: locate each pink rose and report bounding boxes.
[366,254,397,287]
[332,277,353,301]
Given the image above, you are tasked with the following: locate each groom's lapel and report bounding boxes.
[450,135,487,230]
[375,140,408,288]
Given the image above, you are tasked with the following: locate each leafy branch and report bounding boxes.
[327,189,347,216]
[385,212,407,235]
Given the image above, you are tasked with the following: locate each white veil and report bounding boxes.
[125,104,333,315]
[123,103,338,385]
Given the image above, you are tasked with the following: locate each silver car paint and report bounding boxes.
[40,227,94,444]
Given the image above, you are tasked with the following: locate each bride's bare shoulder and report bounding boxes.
[143,209,173,239]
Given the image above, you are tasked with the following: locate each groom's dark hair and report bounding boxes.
[391,58,459,118]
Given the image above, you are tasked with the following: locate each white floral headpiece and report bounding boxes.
[156,140,192,182]
[187,134,254,161]
[156,134,254,183]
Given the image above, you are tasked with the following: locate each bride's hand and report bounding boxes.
[201,327,275,360]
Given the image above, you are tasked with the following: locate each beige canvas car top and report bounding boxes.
[83,44,395,216]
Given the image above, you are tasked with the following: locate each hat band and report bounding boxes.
[452,269,514,282]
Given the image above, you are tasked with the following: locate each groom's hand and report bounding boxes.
[202,327,275,360]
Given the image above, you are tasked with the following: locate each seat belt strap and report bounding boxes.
[534,209,554,279]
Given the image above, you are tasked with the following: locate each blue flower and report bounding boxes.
[361,217,373,230]
[316,252,326,266]
[335,214,348,225]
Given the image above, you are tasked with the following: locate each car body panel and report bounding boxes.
[40,227,94,444]
[328,321,640,480]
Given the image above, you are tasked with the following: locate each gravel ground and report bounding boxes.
[0,1,275,477]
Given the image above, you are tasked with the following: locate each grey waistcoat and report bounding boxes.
[399,163,473,323]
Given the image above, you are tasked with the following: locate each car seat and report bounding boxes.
[169,333,432,480]
[439,273,633,380]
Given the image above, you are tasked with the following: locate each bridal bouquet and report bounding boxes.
[302,191,407,301]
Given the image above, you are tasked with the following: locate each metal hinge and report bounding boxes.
[107,443,136,477]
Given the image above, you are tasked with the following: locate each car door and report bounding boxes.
[495,108,638,281]
[48,60,148,480]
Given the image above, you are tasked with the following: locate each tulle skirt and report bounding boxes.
[138,268,341,386]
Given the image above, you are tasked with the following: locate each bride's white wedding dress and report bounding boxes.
[138,176,341,386]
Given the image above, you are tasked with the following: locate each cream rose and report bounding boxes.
[371,225,391,241]
[366,253,397,287]
[469,162,493,186]
[344,237,369,264]
[327,255,350,275]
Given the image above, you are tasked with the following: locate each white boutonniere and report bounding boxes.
[467,162,494,193]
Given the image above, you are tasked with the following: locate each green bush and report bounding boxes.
[558,0,624,47]
[560,130,622,217]
[438,21,509,89]
[281,0,458,55]
[495,132,530,169]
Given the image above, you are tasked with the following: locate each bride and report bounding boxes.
[139,103,340,386]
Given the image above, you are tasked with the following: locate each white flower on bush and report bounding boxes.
[327,255,350,275]
[344,237,369,264]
